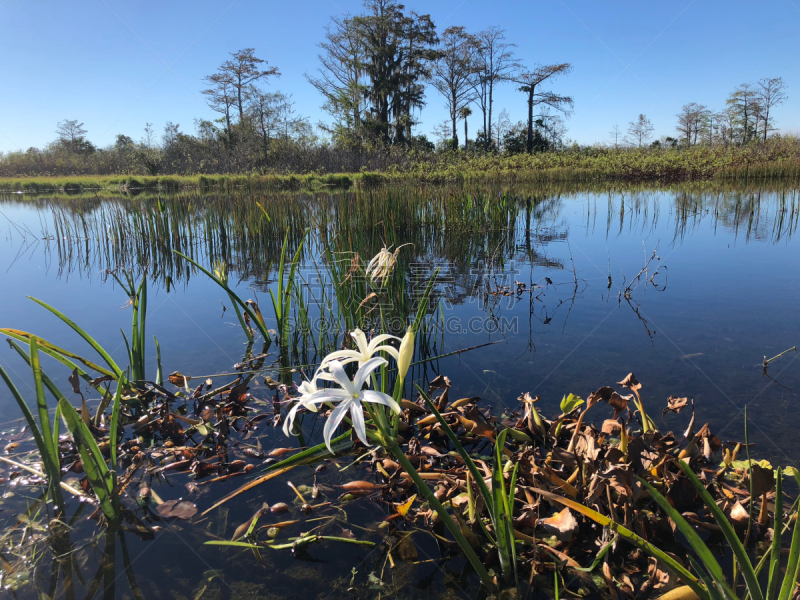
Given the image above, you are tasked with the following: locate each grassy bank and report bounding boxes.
[2,138,799,193]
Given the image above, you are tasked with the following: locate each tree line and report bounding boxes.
[0,0,791,177]
[610,78,788,149]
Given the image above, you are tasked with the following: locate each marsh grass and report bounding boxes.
[2,138,799,194]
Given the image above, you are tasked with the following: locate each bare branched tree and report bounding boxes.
[757,77,787,142]
[55,120,87,146]
[431,26,479,145]
[626,114,655,147]
[512,63,573,153]
[471,27,519,147]
[609,124,622,148]
[676,103,710,145]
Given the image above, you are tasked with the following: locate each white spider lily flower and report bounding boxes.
[292,357,401,453]
[397,328,414,381]
[282,372,323,438]
[318,329,400,379]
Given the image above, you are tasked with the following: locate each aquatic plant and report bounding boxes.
[0,338,66,515]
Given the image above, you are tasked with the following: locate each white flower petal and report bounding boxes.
[326,360,356,394]
[323,400,351,453]
[361,390,401,414]
[303,389,349,407]
[368,334,401,351]
[320,350,361,364]
[353,357,387,390]
[350,329,369,355]
[349,402,370,448]
[282,401,303,438]
[369,344,400,361]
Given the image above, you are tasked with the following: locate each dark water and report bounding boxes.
[0,184,798,598]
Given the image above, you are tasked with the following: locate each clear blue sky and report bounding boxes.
[0,0,798,153]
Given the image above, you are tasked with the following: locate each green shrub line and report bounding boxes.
[2,140,799,193]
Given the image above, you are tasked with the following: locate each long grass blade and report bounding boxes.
[766,467,783,600]
[172,251,270,341]
[1,329,117,379]
[58,398,118,521]
[677,460,763,600]
[493,428,514,584]
[637,477,730,587]
[6,338,67,402]
[27,297,123,377]
[778,470,800,600]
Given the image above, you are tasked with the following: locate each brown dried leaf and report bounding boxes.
[609,392,632,420]
[156,499,197,520]
[540,507,579,542]
[396,534,418,561]
[68,369,82,396]
[428,375,451,393]
[602,420,622,436]
[664,396,690,415]
[618,373,642,391]
[728,501,749,527]
[456,415,495,439]
[338,480,383,492]
[587,386,615,405]
[750,464,775,497]
[648,557,672,590]
[229,382,250,404]
[168,371,189,386]
[268,447,294,458]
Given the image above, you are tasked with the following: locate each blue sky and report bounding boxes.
[0,0,798,153]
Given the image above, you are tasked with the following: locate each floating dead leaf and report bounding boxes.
[592,465,634,499]
[400,399,425,412]
[618,373,642,391]
[4,442,19,453]
[229,382,249,404]
[450,396,479,409]
[339,527,355,539]
[232,505,269,540]
[456,415,495,439]
[156,499,197,520]
[268,447,294,458]
[270,502,290,514]
[337,480,383,492]
[395,534,418,561]
[396,494,416,517]
[540,506,579,542]
[663,396,690,415]
[168,372,189,386]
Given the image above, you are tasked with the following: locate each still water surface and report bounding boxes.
[0,184,797,598]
